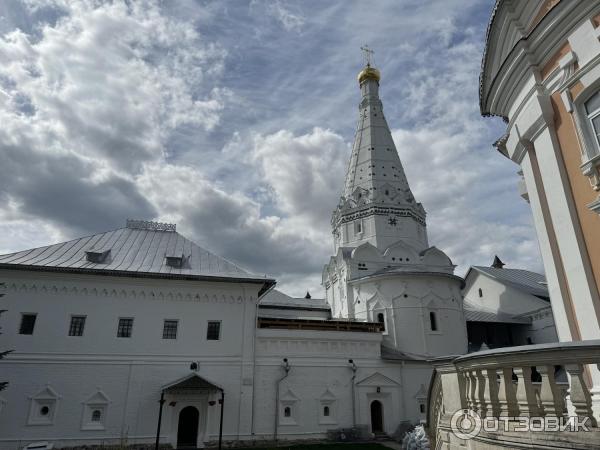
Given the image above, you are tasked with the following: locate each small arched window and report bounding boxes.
[478,288,483,298]
[323,406,330,417]
[284,406,291,417]
[377,312,385,331]
[91,409,102,422]
[429,312,438,331]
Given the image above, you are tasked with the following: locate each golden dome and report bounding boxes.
[358,65,380,84]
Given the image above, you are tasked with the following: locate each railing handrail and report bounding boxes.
[450,339,600,370]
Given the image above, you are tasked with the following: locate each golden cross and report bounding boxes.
[360,45,374,67]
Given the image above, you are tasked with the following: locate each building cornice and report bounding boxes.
[481,1,600,118]
[0,263,275,296]
[332,203,426,228]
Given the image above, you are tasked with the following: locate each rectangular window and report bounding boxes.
[162,320,178,339]
[117,318,133,338]
[19,313,37,335]
[585,90,600,148]
[206,321,221,340]
[68,315,86,336]
[354,221,362,234]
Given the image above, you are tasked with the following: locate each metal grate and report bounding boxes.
[206,321,221,340]
[162,320,178,339]
[69,316,86,336]
[117,318,134,338]
[126,219,176,232]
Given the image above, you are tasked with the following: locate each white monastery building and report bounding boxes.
[462,257,558,351]
[1,63,474,449]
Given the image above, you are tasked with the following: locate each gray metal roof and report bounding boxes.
[471,266,549,299]
[259,289,329,310]
[463,301,531,325]
[0,220,273,285]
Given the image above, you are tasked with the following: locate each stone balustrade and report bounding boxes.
[427,340,600,449]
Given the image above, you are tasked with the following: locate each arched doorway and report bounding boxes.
[370,400,384,433]
[177,406,199,448]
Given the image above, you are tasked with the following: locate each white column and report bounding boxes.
[531,126,600,341]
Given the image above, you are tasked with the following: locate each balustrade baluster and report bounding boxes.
[469,371,479,412]
[462,371,472,410]
[538,365,563,417]
[565,364,597,427]
[476,370,488,418]
[485,368,500,417]
[514,366,538,416]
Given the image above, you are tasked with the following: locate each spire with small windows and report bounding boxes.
[331,54,427,252]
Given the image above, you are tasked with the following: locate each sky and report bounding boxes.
[0,0,543,297]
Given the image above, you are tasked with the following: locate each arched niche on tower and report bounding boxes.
[351,242,381,263]
[383,240,419,263]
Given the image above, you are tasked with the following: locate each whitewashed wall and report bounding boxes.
[0,269,433,450]
[253,328,432,439]
[0,269,261,450]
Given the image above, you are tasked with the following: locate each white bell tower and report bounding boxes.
[322,53,467,358]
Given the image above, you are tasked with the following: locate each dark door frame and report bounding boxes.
[177,406,200,448]
[370,399,384,433]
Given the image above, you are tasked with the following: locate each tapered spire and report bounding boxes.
[331,61,427,252]
[343,63,413,202]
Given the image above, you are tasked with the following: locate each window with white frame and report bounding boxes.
[27,386,59,425]
[584,90,600,152]
[206,321,221,340]
[318,389,337,425]
[377,312,385,331]
[354,220,363,235]
[162,319,178,339]
[117,317,133,338]
[81,390,110,431]
[69,315,86,336]
[428,311,440,333]
[279,389,299,425]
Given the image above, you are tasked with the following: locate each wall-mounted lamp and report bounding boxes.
[282,358,290,374]
[348,359,357,372]
[190,362,199,371]
[209,400,216,406]
[169,401,177,407]
[376,386,381,393]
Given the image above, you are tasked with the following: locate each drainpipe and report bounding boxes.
[218,389,225,450]
[154,391,165,450]
[349,359,357,428]
[274,358,291,442]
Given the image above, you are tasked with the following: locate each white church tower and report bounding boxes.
[322,57,468,357]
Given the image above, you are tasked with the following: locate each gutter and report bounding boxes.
[273,358,291,442]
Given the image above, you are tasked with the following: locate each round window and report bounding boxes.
[40,406,50,416]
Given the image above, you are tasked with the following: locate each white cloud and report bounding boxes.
[0,0,228,235]
[251,127,348,227]
[0,0,542,299]
[253,0,305,32]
